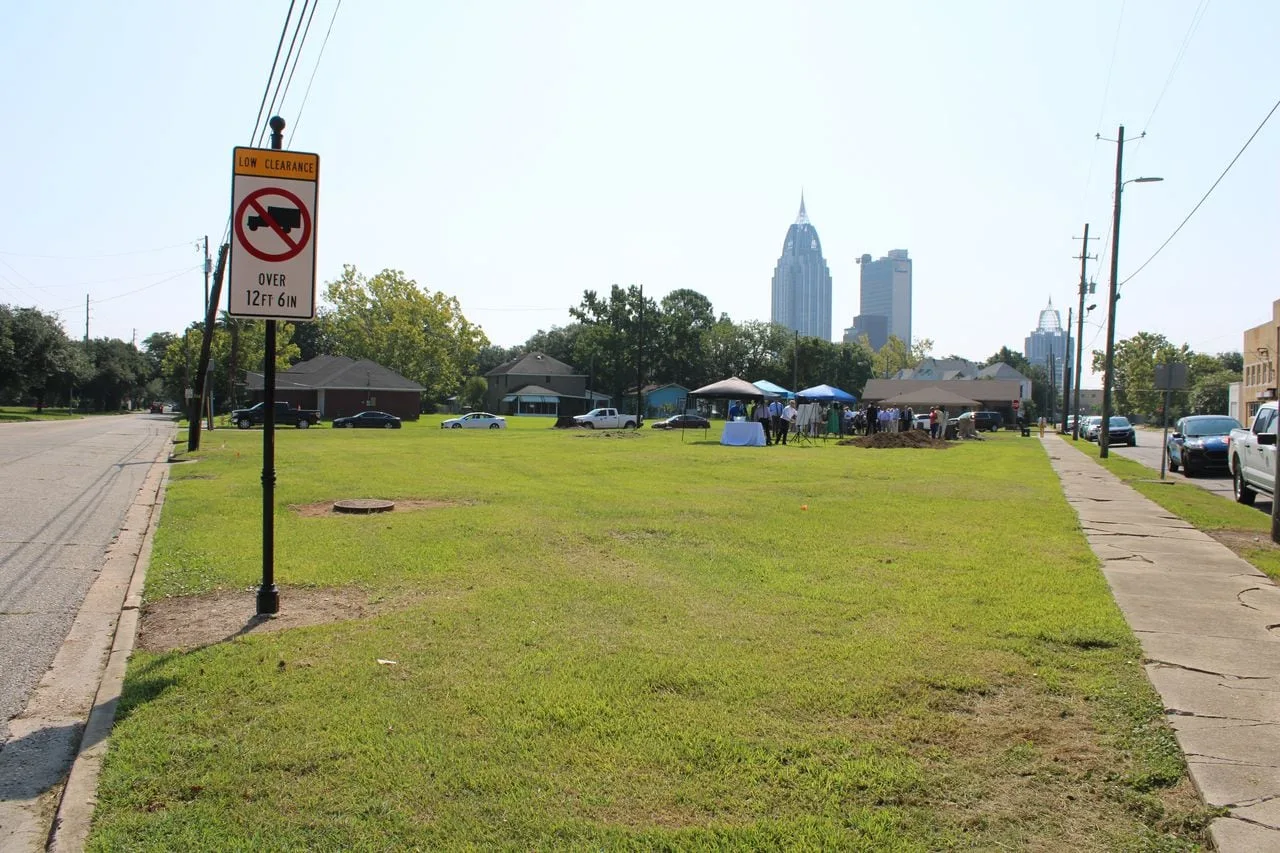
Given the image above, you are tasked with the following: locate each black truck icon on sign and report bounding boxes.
[247,206,301,234]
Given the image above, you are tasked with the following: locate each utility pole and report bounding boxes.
[1061,307,1072,433]
[202,235,211,317]
[1071,224,1096,439]
[1100,126,1126,458]
[636,284,644,420]
[188,243,229,452]
[1046,349,1056,421]
[84,294,89,347]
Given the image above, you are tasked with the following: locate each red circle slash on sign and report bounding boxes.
[234,187,311,262]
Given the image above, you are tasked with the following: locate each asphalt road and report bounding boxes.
[0,413,173,746]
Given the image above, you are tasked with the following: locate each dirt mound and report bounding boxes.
[839,431,950,449]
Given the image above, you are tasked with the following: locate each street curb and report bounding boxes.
[47,440,171,852]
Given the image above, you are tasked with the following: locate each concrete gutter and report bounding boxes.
[0,442,169,852]
[1042,436,1280,851]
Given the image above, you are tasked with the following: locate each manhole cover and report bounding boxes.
[333,499,396,514]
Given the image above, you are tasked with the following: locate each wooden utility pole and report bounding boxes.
[188,243,230,452]
[1061,307,1072,433]
[1071,224,1096,439]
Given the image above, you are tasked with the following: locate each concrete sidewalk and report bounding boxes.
[1043,436,1280,851]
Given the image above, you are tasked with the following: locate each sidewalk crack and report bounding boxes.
[1149,659,1268,680]
[1106,553,1154,564]
[1238,587,1264,610]
[1225,793,1280,810]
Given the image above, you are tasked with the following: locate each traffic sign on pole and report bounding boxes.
[227,146,319,321]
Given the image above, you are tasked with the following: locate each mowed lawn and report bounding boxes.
[88,420,1209,851]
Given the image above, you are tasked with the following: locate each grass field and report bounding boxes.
[87,420,1211,850]
[0,406,87,422]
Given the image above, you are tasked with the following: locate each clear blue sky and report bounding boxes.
[2,0,1276,384]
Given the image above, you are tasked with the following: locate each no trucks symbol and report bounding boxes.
[234,188,311,262]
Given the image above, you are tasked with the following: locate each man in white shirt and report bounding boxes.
[779,401,797,445]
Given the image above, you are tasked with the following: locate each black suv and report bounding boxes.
[972,411,1003,432]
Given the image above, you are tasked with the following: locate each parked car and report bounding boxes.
[1083,416,1104,441]
[1167,415,1240,476]
[231,401,322,429]
[149,401,164,414]
[1230,403,1277,505]
[441,411,507,430]
[957,411,1003,432]
[572,407,638,429]
[333,410,402,429]
[1090,415,1136,446]
[912,414,931,431]
[650,413,710,430]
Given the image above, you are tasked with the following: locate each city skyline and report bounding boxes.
[1025,297,1073,388]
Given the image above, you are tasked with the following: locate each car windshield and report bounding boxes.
[1183,417,1240,436]
[1109,417,1130,427]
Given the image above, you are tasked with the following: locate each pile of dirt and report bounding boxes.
[839,431,950,449]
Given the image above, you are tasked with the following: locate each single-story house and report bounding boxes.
[246,355,424,421]
[623,383,691,417]
[485,352,609,417]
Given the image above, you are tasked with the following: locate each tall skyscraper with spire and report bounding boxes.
[1024,297,1072,387]
[770,194,832,340]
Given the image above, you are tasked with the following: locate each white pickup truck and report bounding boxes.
[572,407,638,429]
[1229,401,1278,506]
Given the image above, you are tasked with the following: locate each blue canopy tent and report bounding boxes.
[752,379,792,399]
[795,384,857,403]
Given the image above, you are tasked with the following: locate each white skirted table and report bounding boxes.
[720,421,767,447]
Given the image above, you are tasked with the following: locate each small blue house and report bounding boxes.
[638,383,690,417]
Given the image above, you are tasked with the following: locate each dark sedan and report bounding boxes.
[1102,416,1136,446]
[1167,415,1240,476]
[333,410,402,429]
[650,413,711,430]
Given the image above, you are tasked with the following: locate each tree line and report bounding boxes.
[19,269,1224,421]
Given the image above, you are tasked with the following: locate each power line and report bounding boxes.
[1142,0,1210,134]
[0,240,199,260]
[47,265,203,312]
[257,0,312,148]
[278,0,322,119]
[291,0,342,143]
[250,0,298,145]
[1119,94,1280,287]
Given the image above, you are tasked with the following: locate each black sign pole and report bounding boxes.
[257,115,287,616]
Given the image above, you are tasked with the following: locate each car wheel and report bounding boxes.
[489,423,500,429]
[452,423,462,429]
[625,420,636,429]
[345,422,355,428]
[384,422,395,429]
[1233,462,1257,506]
[1184,461,1196,478]
[297,419,310,429]
[1128,437,1136,446]
[584,422,594,429]
[1167,453,1179,473]
[237,419,251,430]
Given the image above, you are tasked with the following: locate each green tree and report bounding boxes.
[458,375,488,410]
[323,266,488,403]
[290,313,336,362]
[82,338,150,411]
[872,335,912,379]
[654,288,716,389]
[0,305,84,407]
[983,346,1033,375]
[569,285,659,408]
[1091,332,1186,420]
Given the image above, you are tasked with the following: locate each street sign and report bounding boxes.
[1154,363,1188,390]
[227,146,319,321]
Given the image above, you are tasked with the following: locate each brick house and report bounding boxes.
[246,355,424,421]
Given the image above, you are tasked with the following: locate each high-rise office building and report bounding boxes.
[852,250,912,350]
[1024,298,1072,387]
[770,195,832,340]
[842,314,889,352]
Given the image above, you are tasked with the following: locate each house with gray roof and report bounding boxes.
[484,352,609,417]
[246,355,424,421]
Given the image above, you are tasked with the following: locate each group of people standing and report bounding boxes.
[748,398,798,445]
